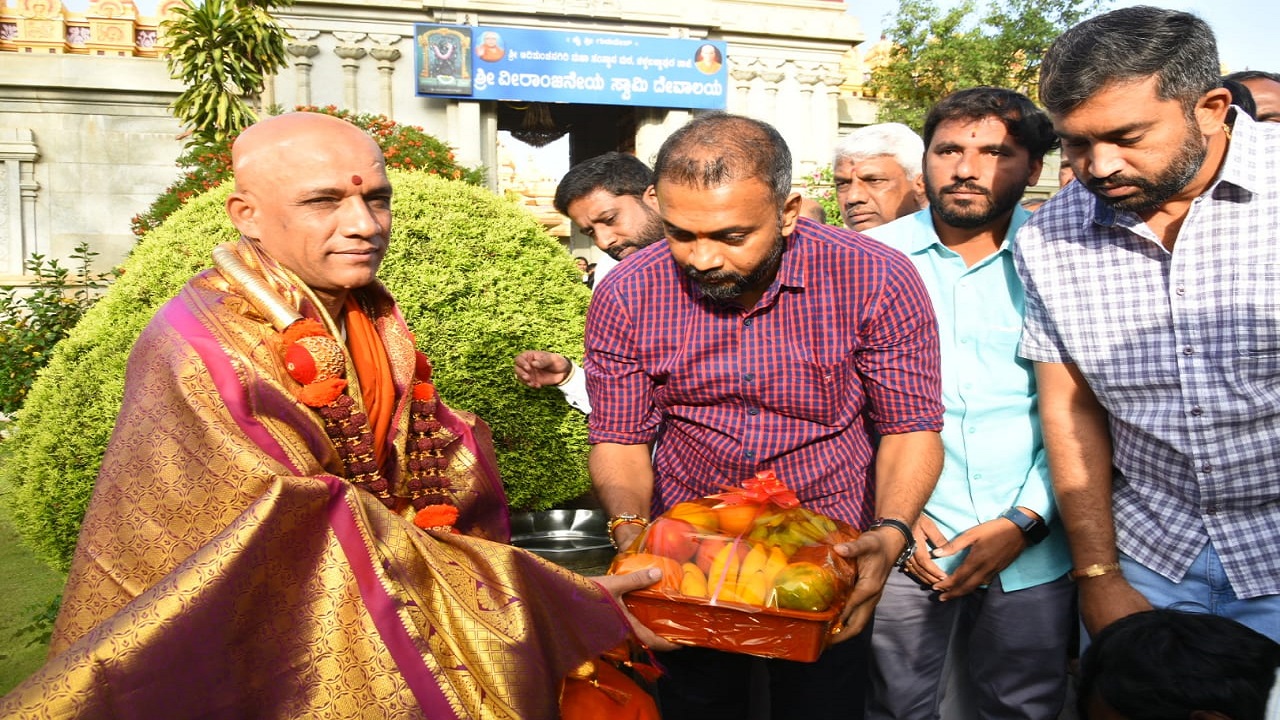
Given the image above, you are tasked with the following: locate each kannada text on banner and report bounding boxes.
[415,24,728,110]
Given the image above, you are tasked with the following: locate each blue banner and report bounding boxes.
[414,24,728,110]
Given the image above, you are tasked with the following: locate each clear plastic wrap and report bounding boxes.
[607,470,859,662]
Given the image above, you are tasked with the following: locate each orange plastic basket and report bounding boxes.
[623,587,843,663]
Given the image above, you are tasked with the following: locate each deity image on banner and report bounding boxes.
[416,25,474,97]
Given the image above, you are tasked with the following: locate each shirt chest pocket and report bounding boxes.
[1233,264,1280,360]
[759,355,856,427]
[973,327,1035,397]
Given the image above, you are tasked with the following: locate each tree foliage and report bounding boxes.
[164,0,294,145]
[0,244,113,415]
[867,0,1106,130]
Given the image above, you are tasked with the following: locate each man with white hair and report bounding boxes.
[832,122,927,232]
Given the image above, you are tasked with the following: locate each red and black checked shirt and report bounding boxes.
[585,218,943,529]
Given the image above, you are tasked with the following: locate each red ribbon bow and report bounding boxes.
[710,469,800,509]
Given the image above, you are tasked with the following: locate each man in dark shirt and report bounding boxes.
[585,112,945,719]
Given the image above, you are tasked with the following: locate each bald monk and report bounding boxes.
[3,112,668,719]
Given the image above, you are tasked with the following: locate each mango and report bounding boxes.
[679,562,709,598]
[707,541,743,587]
[693,536,729,575]
[762,546,789,589]
[738,542,768,578]
[771,561,839,612]
[668,501,720,532]
[714,581,743,604]
[738,570,768,606]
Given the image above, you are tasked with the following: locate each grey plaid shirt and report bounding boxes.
[1015,112,1280,599]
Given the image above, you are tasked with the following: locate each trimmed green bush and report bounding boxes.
[1,171,591,570]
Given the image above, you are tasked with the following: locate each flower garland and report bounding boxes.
[281,317,459,532]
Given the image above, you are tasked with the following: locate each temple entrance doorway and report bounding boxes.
[493,103,644,259]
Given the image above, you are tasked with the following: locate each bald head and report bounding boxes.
[226,112,393,318]
[799,197,827,224]
[232,112,385,194]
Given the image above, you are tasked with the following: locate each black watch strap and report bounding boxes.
[1000,507,1049,545]
[868,518,916,567]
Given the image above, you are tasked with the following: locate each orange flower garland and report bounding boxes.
[280,317,458,531]
[412,503,459,532]
[283,319,348,406]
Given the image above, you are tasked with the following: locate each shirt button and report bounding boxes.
[744,318,753,327]
[972,473,983,480]
[1183,346,1194,356]
[1206,505,1219,515]
[743,373,754,382]
[967,427,977,434]
[1176,287,1186,296]
[745,450,756,459]
[747,407,759,416]
[1201,462,1212,473]
[1190,406,1203,416]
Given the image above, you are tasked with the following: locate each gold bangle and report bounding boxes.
[555,360,577,387]
[607,514,649,550]
[1070,562,1122,580]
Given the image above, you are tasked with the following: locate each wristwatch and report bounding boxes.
[1000,507,1049,545]
[868,518,916,568]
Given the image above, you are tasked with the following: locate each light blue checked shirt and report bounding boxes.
[871,207,1071,591]
[1015,111,1280,599]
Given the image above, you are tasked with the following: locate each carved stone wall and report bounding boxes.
[0,0,182,57]
[0,50,182,282]
[0,129,39,276]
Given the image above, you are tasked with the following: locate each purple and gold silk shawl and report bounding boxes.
[2,242,628,719]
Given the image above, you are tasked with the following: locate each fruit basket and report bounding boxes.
[608,470,858,662]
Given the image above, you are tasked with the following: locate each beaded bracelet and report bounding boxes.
[607,513,649,550]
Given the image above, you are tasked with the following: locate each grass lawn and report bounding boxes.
[0,512,65,695]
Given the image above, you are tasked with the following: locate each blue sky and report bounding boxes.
[63,0,1273,73]
[850,0,1275,73]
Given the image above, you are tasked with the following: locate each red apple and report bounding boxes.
[644,516,699,563]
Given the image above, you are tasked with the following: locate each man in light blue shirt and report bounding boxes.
[865,88,1073,720]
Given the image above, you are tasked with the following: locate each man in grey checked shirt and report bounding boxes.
[1014,5,1280,643]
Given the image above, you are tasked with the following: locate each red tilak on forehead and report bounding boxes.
[351,174,363,186]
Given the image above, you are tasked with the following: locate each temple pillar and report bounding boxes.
[333,32,368,112]
[369,34,402,119]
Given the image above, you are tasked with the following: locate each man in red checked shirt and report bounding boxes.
[584,112,945,720]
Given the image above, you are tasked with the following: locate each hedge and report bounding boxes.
[0,171,592,571]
